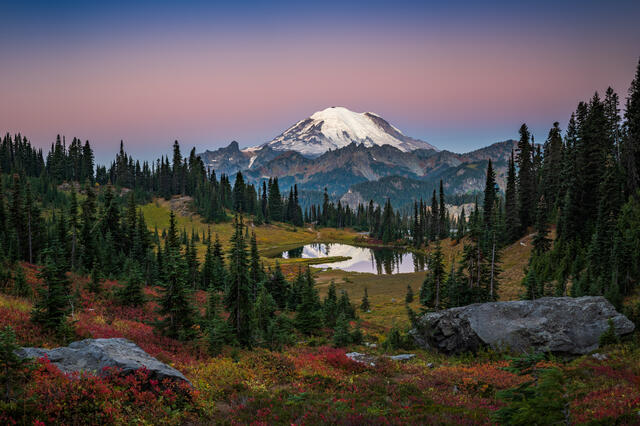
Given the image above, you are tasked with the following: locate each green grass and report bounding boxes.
[314,269,426,331]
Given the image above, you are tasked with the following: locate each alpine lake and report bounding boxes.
[271,243,428,275]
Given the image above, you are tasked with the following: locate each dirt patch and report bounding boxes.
[165,195,195,217]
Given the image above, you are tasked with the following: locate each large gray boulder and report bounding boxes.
[411,296,635,355]
[16,338,190,385]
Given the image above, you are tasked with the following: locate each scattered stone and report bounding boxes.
[16,338,190,385]
[345,351,365,360]
[387,354,415,362]
[427,362,435,369]
[364,342,377,348]
[345,352,375,366]
[591,353,608,361]
[411,296,635,355]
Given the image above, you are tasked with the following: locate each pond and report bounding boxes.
[274,243,428,275]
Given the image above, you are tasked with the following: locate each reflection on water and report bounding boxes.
[276,243,428,275]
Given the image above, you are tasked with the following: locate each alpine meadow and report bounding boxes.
[1,1,640,424]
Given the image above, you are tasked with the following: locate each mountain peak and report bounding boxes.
[264,107,437,157]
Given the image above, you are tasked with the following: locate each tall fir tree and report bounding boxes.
[505,150,520,243]
[483,159,497,229]
[516,124,535,232]
[155,246,196,340]
[31,243,72,333]
[224,215,253,346]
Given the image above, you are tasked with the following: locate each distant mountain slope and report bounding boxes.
[244,140,515,195]
[343,159,503,210]
[198,142,282,176]
[198,139,516,206]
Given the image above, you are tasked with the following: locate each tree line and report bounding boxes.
[520,59,640,309]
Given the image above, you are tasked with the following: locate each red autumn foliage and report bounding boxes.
[2,357,199,425]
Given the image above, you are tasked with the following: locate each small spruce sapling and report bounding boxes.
[598,318,620,346]
[405,284,414,304]
[360,287,370,312]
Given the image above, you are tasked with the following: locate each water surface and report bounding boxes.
[275,243,427,275]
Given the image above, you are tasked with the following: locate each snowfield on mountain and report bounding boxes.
[265,106,437,156]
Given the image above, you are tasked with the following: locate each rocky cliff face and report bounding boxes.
[411,296,635,355]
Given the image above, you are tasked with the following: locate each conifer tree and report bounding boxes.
[338,290,356,319]
[444,261,465,308]
[261,181,269,222]
[9,174,24,261]
[429,190,438,240]
[542,122,564,208]
[249,232,263,297]
[102,186,122,246]
[266,262,288,309]
[201,229,215,290]
[117,261,145,307]
[516,124,535,232]
[622,59,640,194]
[360,287,370,312]
[12,264,31,298]
[155,246,195,340]
[23,182,37,264]
[80,183,97,270]
[233,171,246,212]
[171,141,183,194]
[405,284,414,304]
[0,182,6,256]
[439,180,448,239]
[82,140,94,183]
[186,236,198,289]
[263,314,294,351]
[253,285,276,341]
[209,234,226,291]
[456,207,466,242]
[421,239,446,310]
[532,198,551,256]
[323,281,339,327]
[295,268,322,335]
[207,300,234,355]
[69,189,79,270]
[268,178,283,221]
[0,326,28,403]
[412,201,423,248]
[31,243,72,332]
[332,313,352,347]
[86,262,102,294]
[381,198,394,243]
[224,215,253,346]
[505,150,520,243]
[483,159,497,228]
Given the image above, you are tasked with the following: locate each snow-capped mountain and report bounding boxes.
[196,107,516,207]
[264,106,437,157]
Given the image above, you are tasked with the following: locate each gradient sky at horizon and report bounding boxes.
[1,0,639,164]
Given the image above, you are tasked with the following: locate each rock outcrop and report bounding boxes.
[411,296,635,355]
[17,338,190,384]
